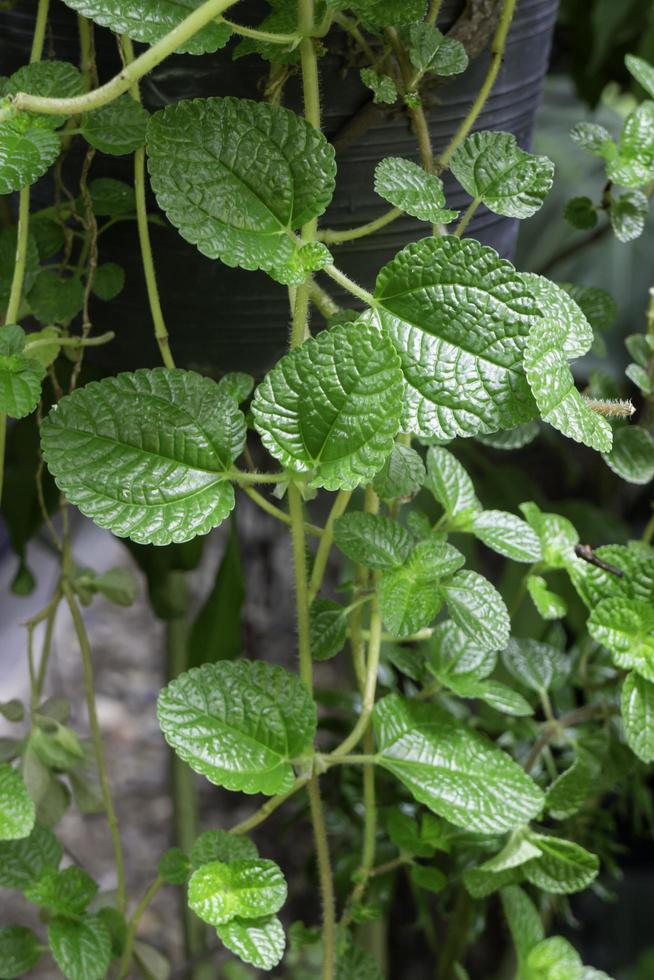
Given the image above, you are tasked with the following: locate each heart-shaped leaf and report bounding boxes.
[188,859,286,925]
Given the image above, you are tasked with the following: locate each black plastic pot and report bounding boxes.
[2,0,559,375]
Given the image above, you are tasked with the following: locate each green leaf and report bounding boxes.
[477,420,540,450]
[608,102,654,189]
[217,372,254,405]
[0,823,61,888]
[268,241,332,287]
[524,936,583,980]
[520,502,578,568]
[449,131,554,218]
[333,512,413,571]
[470,510,542,563]
[427,620,497,681]
[47,914,111,980]
[372,443,425,501]
[347,0,426,28]
[424,446,481,522]
[500,886,544,969]
[24,326,62,369]
[524,318,612,452]
[561,283,616,336]
[216,915,285,971]
[359,69,397,104]
[410,864,447,893]
[570,122,615,157]
[91,263,125,302]
[157,660,316,796]
[0,325,44,420]
[24,865,97,916]
[0,926,41,979]
[588,597,654,680]
[463,864,523,898]
[621,671,654,763]
[385,808,434,857]
[443,570,510,651]
[4,62,82,127]
[41,368,246,546]
[371,236,540,439]
[522,274,593,359]
[60,0,232,54]
[626,361,652,393]
[27,271,84,325]
[158,847,191,885]
[147,98,335,275]
[252,321,403,491]
[441,675,533,716]
[309,600,347,661]
[602,426,654,484]
[625,333,654,367]
[480,829,542,872]
[569,542,654,608]
[564,196,598,230]
[0,764,35,841]
[407,24,468,77]
[378,539,464,638]
[82,95,149,156]
[190,830,258,870]
[189,519,244,667]
[373,694,544,832]
[502,638,570,693]
[545,748,601,819]
[31,214,65,260]
[89,178,135,216]
[626,53,654,99]
[0,226,40,312]
[188,859,286,926]
[523,835,599,894]
[374,157,458,224]
[610,189,649,242]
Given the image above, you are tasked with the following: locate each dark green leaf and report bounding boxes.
[0,926,41,979]
[374,157,458,224]
[82,95,149,155]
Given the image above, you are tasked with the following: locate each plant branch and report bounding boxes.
[524,703,617,773]
[241,485,324,537]
[5,187,31,325]
[308,490,351,602]
[321,264,376,306]
[223,18,301,46]
[308,774,336,980]
[319,207,403,244]
[330,590,382,758]
[289,483,313,689]
[117,877,163,979]
[230,777,309,834]
[454,197,481,237]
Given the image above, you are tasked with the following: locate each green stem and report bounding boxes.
[320,207,403,244]
[643,508,654,544]
[34,593,61,702]
[117,877,163,979]
[330,591,382,758]
[62,582,126,913]
[223,18,301,45]
[307,774,336,980]
[228,469,287,485]
[241,486,324,536]
[30,0,50,63]
[5,187,31,324]
[454,197,481,238]
[25,331,115,352]
[299,0,321,131]
[2,0,241,120]
[322,264,376,306]
[341,729,377,929]
[427,0,443,26]
[308,490,352,603]
[309,280,342,319]
[230,777,309,834]
[289,483,313,689]
[436,0,519,171]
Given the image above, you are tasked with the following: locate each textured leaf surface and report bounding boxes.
[157,661,316,795]
[408,24,468,77]
[443,570,510,651]
[524,319,612,451]
[502,638,570,693]
[0,325,44,420]
[0,765,35,841]
[217,915,285,971]
[373,694,544,832]
[522,274,593,359]
[333,513,413,571]
[610,189,649,242]
[41,368,245,546]
[360,69,397,104]
[0,823,61,888]
[374,157,458,223]
[621,672,654,763]
[336,943,384,979]
[520,502,578,568]
[603,426,654,484]
[147,98,335,274]
[372,443,425,500]
[47,915,111,980]
[24,865,97,916]
[449,131,554,218]
[60,0,232,54]
[0,926,41,979]
[427,620,497,681]
[309,600,348,661]
[27,271,84,325]
[252,321,403,490]
[89,178,135,216]
[441,675,533,716]
[188,859,286,925]
[523,836,599,894]
[608,102,654,188]
[82,95,149,156]
[424,446,480,521]
[545,749,600,819]
[378,539,464,638]
[372,237,540,439]
[501,886,544,968]
[569,542,654,608]
[524,936,583,980]
[477,420,540,450]
[626,54,654,99]
[190,830,258,870]
[587,598,654,680]
[470,510,542,562]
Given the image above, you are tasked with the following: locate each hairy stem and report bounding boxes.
[308,774,336,980]
[436,0,519,171]
[223,19,301,45]
[454,196,481,237]
[2,0,241,120]
[62,582,126,913]
[5,188,31,325]
[117,877,163,979]
[289,483,313,689]
[319,207,403,244]
[331,591,382,758]
[230,777,309,834]
[308,490,352,602]
[427,0,444,26]
[241,485,324,536]
[322,264,376,306]
[30,0,50,62]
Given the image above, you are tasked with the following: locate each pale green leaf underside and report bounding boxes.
[59,0,232,54]
[0,764,35,842]
[603,426,654,484]
[450,131,554,218]
[188,859,286,925]
[527,574,566,620]
[252,321,403,490]
[217,915,285,971]
[621,672,654,763]
[501,886,544,968]
[156,661,316,796]
[40,368,245,546]
[373,695,544,833]
[374,157,458,223]
[524,320,612,452]
[47,915,111,980]
[372,236,540,439]
[147,97,335,274]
